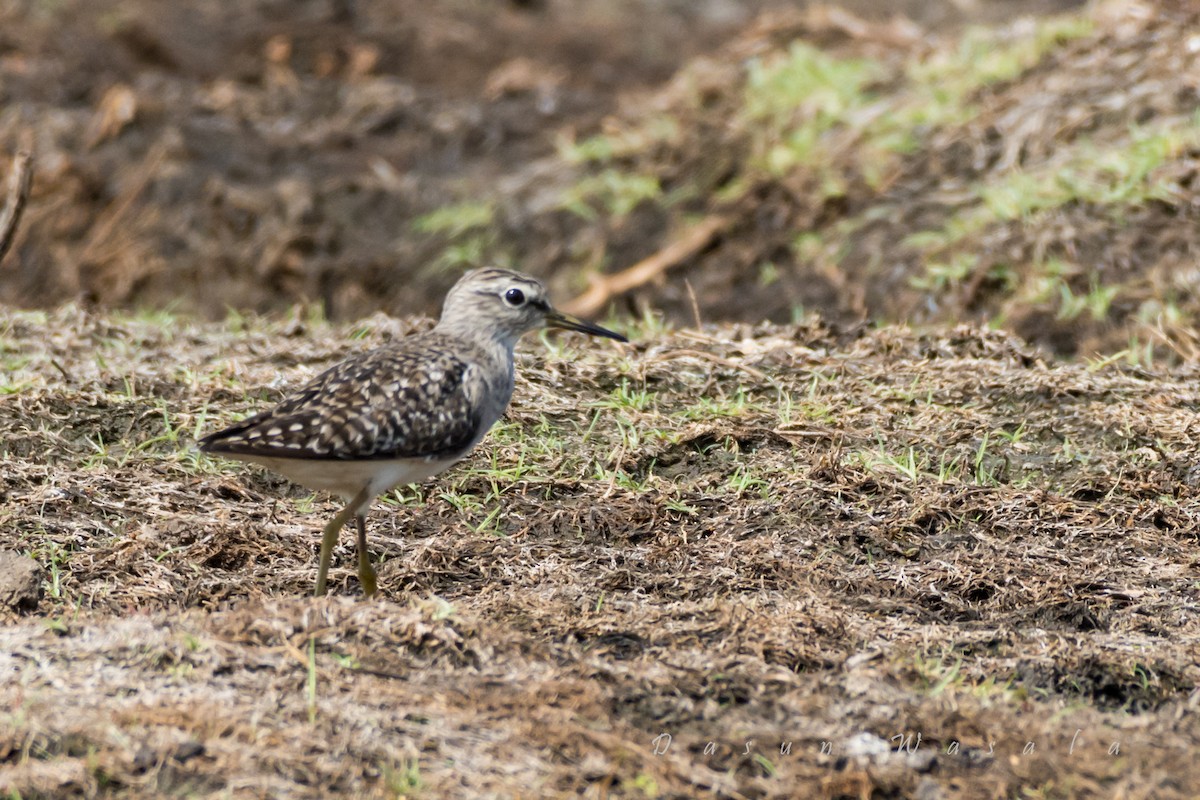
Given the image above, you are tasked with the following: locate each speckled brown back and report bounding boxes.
[199,332,498,461]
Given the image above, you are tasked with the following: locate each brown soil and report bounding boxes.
[560,0,1200,360]
[1,0,1084,324]
[4,2,1200,799]
[1,309,1199,798]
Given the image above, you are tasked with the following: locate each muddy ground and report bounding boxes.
[1,0,1097,331]
[2,0,1200,798]
[2,310,1199,799]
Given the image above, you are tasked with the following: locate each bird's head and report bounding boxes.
[438,267,627,347]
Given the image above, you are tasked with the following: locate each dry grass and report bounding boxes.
[543,0,1200,360]
[3,1,1200,797]
[2,307,1198,798]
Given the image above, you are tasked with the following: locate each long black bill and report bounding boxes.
[545,309,628,342]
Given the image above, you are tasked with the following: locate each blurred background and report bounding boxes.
[6,0,1200,360]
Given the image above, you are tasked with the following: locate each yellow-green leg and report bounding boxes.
[314,488,370,597]
[355,513,377,597]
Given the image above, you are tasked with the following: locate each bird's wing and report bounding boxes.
[199,340,486,461]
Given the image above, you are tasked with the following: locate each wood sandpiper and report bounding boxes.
[199,267,627,596]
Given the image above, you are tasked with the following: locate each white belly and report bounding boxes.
[224,452,460,501]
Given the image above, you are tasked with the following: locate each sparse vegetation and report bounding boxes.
[2,308,1199,797]
[537,3,1200,360]
[3,0,1200,798]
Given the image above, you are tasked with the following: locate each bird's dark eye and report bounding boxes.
[504,288,526,306]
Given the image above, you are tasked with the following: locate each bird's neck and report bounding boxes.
[434,317,519,354]
[431,321,518,427]
[434,321,519,395]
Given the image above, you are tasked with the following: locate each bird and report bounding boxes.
[198,267,627,597]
